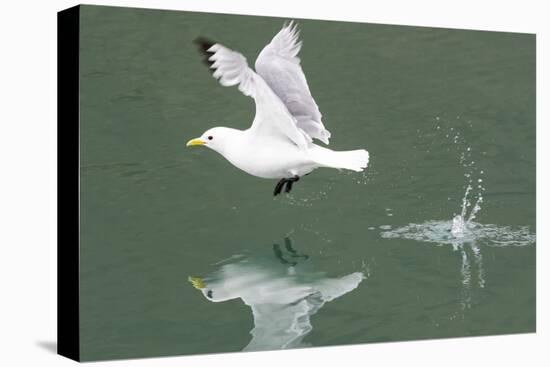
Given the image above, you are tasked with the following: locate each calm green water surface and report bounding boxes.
[78,5,535,361]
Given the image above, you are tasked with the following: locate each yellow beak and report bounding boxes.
[188,276,205,289]
[186,138,205,147]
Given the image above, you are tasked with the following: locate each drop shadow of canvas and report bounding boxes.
[35,340,57,354]
[188,237,365,351]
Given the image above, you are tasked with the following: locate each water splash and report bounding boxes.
[280,181,333,207]
[382,118,534,248]
[380,165,533,248]
[380,118,535,310]
[380,220,534,248]
[450,181,484,241]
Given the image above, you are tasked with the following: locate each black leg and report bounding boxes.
[273,243,296,266]
[273,179,286,196]
[284,237,296,253]
[285,175,300,193]
[273,176,300,196]
[284,237,309,260]
[284,180,293,193]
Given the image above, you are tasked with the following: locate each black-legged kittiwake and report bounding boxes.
[187,21,369,196]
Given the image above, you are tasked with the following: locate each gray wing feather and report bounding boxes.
[196,39,310,149]
[255,21,331,144]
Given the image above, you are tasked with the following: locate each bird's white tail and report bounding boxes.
[310,146,369,172]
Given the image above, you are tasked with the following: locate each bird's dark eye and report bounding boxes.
[206,290,213,299]
[207,136,213,140]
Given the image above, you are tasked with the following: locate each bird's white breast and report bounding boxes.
[221,133,318,179]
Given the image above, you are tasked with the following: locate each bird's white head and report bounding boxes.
[188,276,237,303]
[186,127,241,156]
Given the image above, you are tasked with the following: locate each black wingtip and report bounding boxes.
[193,37,215,51]
[193,37,216,67]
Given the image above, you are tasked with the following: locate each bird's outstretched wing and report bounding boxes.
[255,22,331,145]
[195,38,311,149]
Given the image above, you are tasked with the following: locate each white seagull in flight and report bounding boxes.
[187,21,369,196]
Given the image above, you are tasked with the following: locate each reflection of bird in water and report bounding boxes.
[188,238,365,351]
[186,21,369,196]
